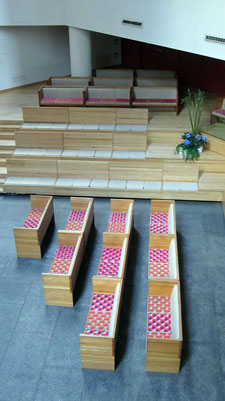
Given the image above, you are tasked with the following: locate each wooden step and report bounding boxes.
[0,167,7,178]
[0,140,16,151]
[198,172,225,190]
[0,150,13,158]
[0,132,15,140]
[0,124,21,131]
[0,158,6,166]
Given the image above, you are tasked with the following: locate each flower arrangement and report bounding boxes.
[176,132,208,161]
[175,89,208,161]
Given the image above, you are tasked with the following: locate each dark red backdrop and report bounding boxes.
[121,39,225,95]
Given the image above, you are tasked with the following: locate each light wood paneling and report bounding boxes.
[109,160,162,181]
[116,108,148,125]
[113,131,146,151]
[7,159,57,177]
[22,107,69,123]
[64,131,113,150]
[163,161,199,182]
[69,107,116,124]
[57,160,109,179]
[15,130,63,149]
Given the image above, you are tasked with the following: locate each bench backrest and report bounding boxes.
[133,86,177,100]
[136,69,176,78]
[50,77,91,86]
[96,69,134,78]
[136,78,177,87]
[93,77,133,87]
[22,107,69,123]
[42,87,85,98]
[87,87,131,99]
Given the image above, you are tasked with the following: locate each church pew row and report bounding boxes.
[37,86,178,111]
[13,195,54,258]
[42,197,93,307]
[145,280,182,373]
[80,198,133,370]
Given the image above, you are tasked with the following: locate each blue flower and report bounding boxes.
[202,136,208,142]
[184,139,191,145]
[195,134,201,141]
[186,132,191,138]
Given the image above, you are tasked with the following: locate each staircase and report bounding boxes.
[0,121,20,192]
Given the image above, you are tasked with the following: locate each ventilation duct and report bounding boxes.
[122,19,142,27]
[205,35,225,44]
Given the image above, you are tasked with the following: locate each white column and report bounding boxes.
[69,27,92,77]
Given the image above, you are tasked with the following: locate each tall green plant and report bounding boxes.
[181,89,205,134]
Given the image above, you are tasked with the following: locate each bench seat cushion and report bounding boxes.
[41,97,83,104]
[212,108,225,117]
[22,208,44,228]
[133,98,177,105]
[147,295,172,338]
[84,292,115,336]
[86,98,129,104]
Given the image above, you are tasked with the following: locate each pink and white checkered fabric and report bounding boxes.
[147,295,171,338]
[149,248,169,278]
[97,247,122,277]
[22,208,44,229]
[106,212,127,233]
[150,212,168,234]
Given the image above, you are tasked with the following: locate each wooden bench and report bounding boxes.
[136,70,176,78]
[148,235,179,280]
[57,197,94,245]
[93,77,133,87]
[80,276,123,370]
[96,69,134,78]
[42,232,84,307]
[105,199,134,236]
[94,233,129,280]
[38,86,86,106]
[14,195,54,258]
[136,78,177,87]
[48,76,91,86]
[132,87,178,114]
[150,200,176,235]
[86,87,131,107]
[211,98,225,124]
[146,280,182,373]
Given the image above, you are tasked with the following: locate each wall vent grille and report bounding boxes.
[122,19,142,27]
[205,35,225,44]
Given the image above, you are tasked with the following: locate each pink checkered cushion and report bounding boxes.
[22,208,44,229]
[84,293,114,336]
[213,108,225,116]
[147,295,171,338]
[135,98,176,103]
[41,97,83,104]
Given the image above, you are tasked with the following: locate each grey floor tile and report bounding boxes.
[35,367,83,401]
[0,277,31,304]
[0,303,23,364]
[0,332,51,401]
[15,281,59,336]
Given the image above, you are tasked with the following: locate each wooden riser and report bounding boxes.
[0,133,15,140]
[146,357,181,373]
[0,167,7,178]
[3,183,223,201]
[0,140,16,151]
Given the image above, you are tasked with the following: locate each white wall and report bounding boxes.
[0,0,225,61]
[91,33,121,70]
[0,26,70,90]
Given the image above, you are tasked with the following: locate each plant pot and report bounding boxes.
[198,146,203,154]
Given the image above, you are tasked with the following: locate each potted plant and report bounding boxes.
[175,89,208,161]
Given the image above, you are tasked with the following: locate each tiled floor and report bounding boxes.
[0,194,225,401]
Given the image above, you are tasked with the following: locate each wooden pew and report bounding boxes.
[148,235,179,280]
[80,277,123,370]
[136,78,177,87]
[85,86,131,107]
[42,232,85,307]
[96,69,134,78]
[132,87,178,114]
[57,197,94,245]
[14,195,54,258]
[145,280,182,373]
[136,70,176,78]
[93,77,133,87]
[48,76,91,86]
[150,200,176,235]
[38,86,86,107]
